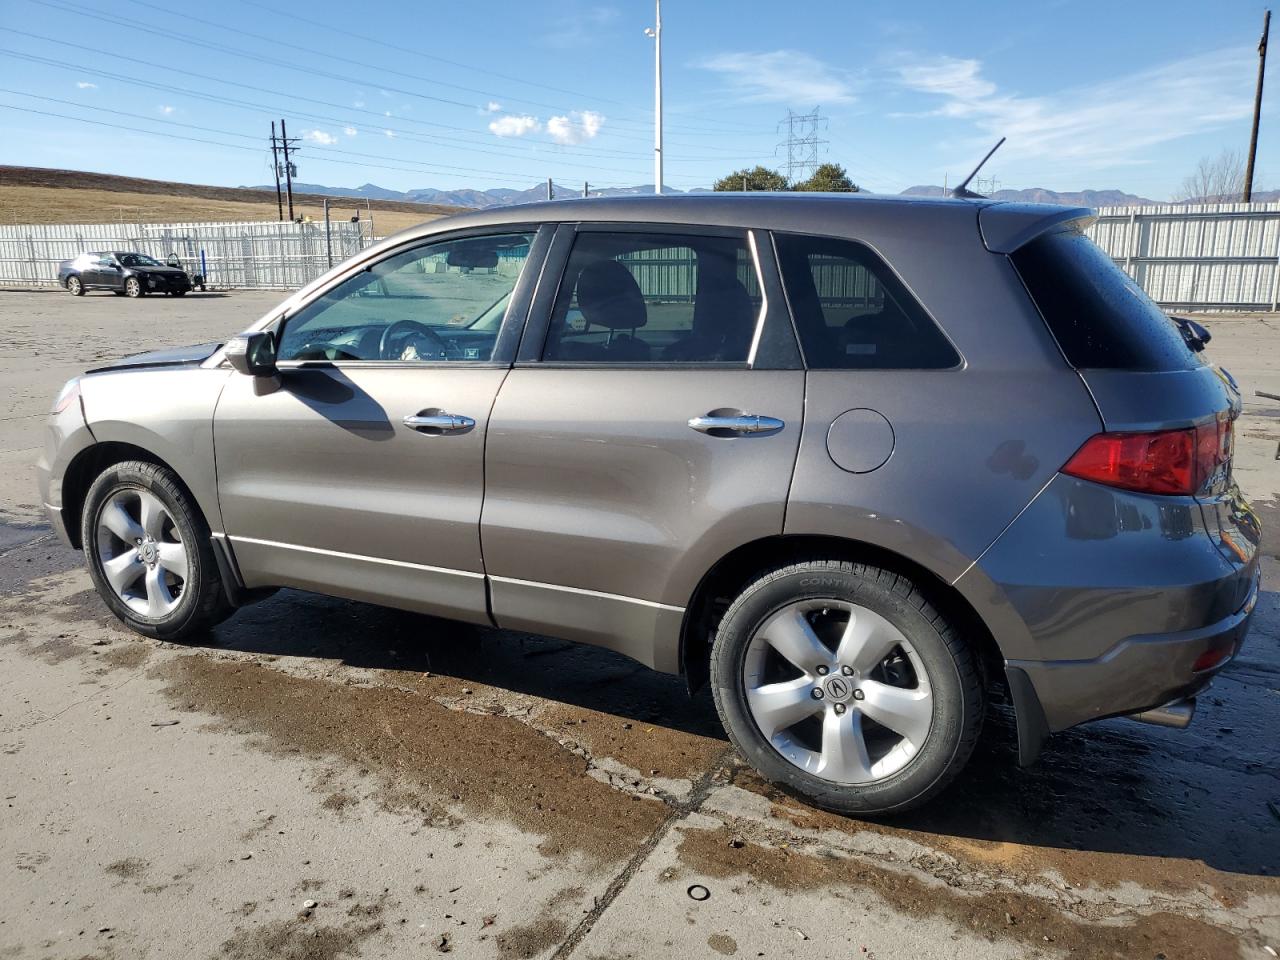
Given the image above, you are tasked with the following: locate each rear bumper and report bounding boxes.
[1007,564,1258,733]
[955,473,1261,756]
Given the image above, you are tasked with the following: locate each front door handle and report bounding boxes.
[688,414,785,435]
[403,412,475,433]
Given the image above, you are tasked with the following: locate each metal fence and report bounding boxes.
[1087,201,1280,311]
[0,219,373,290]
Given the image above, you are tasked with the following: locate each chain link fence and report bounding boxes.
[0,219,373,290]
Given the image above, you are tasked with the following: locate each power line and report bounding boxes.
[21,0,764,139]
[0,29,753,157]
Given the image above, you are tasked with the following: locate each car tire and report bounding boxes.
[80,460,231,641]
[67,275,84,296]
[710,560,983,816]
[171,290,187,297]
[124,277,143,298]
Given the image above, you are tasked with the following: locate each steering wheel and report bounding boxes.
[379,319,451,361]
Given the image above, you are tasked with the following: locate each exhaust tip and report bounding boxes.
[1128,698,1196,729]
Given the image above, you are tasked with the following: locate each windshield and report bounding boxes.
[119,254,164,268]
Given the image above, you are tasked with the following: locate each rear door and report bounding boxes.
[214,227,547,623]
[480,224,805,672]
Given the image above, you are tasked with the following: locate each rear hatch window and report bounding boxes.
[1011,227,1200,371]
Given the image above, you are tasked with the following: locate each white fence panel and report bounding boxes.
[0,219,372,290]
[1087,202,1280,311]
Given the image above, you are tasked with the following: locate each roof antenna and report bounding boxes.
[951,137,1006,198]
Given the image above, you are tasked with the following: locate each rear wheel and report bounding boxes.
[81,460,229,640]
[67,275,84,296]
[124,277,143,298]
[711,560,983,815]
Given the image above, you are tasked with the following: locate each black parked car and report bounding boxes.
[58,251,194,298]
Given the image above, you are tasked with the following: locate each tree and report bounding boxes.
[714,166,789,192]
[794,162,859,193]
[1177,149,1246,202]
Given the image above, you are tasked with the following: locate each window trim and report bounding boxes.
[770,229,965,372]
[515,222,800,370]
[263,224,551,371]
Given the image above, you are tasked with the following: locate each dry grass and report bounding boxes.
[0,166,464,236]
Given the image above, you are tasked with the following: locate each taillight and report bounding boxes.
[1062,416,1231,496]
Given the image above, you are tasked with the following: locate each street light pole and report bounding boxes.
[646,0,663,195]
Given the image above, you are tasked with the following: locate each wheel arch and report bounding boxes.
[61,441,196,550]
[679,534,1004,697]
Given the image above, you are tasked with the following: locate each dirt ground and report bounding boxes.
[0,166,459,236]
[0,290,1277,960]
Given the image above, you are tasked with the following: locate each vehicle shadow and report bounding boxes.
[198,581,1280,881]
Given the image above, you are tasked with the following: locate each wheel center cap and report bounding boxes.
[822,674,854,703]
[140,541,158,564]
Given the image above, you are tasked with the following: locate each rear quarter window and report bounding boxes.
[774,233,959,370]
[1010,227,1199,371]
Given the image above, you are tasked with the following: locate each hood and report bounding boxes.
[86,341,222,374]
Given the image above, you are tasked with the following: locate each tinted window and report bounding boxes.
[543,232,761,363]
[277,233,534,363]
[774,234,959,369]
[1011,227,1198,371]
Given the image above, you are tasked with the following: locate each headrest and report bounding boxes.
[577,259,647,331]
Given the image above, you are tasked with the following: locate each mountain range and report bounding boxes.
[245,180,1280,210]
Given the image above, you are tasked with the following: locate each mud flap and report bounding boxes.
[1005,665,1050,766]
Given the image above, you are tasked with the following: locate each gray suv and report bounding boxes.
[36,195,1261,814]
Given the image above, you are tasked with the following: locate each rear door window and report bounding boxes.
[1010,227,1199,371]
[774,233,959,369]
[542,231,761,364]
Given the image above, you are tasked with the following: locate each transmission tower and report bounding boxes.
[777,107,829,185]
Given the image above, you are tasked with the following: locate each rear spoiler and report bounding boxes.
[978,203,1097,254]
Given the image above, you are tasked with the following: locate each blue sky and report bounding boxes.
[0,0,1272,198]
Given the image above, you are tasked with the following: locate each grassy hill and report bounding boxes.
[0,166,466,235]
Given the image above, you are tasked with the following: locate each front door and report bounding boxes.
[481,225,806,671]
[214,228,546,622]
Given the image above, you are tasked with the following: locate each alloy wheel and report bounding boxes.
[94,488,188,618]
[743,599,933,784]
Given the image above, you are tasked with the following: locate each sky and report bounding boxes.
[0,0,1274,199]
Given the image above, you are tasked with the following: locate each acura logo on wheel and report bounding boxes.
[824,676,851,701]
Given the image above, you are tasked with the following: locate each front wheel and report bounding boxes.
[710,560,984,815]
[81,460,229,640]
[66,275,84,296]
[124,277,143,298]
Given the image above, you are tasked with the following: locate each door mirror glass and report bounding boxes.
[226,330,277,376]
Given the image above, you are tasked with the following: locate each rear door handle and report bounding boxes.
[688,414,785,435]
[403,412,475,433]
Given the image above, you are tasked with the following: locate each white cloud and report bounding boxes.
[304,129,338,145]
[546,110,605,145]
[895,49,1254,167]
[485,101,502,113]
[76,81,97,90]
[354,99,366,108]
[159,104,175,115]
[489,114,541,138]
[702,50,857,104]
[384,129,396,138]
[343,126,357,137]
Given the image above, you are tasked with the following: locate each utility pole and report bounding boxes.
[279,118,299,221]
[1245,9,1270,203]
[645,0,663,194]
[323,198,332,268]
[269,120,283,221]
[583,181,589,198]
[546,177,553,201]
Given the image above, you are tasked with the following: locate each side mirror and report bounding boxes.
[225,331,277,377]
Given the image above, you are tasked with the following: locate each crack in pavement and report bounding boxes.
[548,747,735,960]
